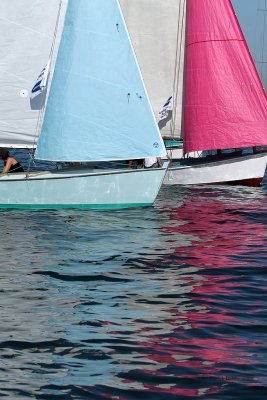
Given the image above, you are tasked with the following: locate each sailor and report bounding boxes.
[0,148,24,173]
[144,156,162,168]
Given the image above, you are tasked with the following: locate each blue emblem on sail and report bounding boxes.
[31,61,50,99]
[159,96,173,120]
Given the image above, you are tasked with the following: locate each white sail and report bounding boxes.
[119,0,186,138]
[0,0,66,148]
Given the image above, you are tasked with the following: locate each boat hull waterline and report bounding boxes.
[0,162,168,209]
[164,153,267,186]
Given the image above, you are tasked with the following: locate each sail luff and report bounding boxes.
[183,0,267,154]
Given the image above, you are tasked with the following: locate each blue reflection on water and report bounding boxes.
[0,179,266,399]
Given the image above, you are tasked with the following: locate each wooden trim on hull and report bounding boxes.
[212,177,263,187]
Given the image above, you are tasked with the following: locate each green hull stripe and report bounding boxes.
[164,140,183,148]
[0,203,152,210]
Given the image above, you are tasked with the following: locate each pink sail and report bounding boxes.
[183,0,267,154]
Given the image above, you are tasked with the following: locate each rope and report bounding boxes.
[26,0,64,177]
[170,0,186,140]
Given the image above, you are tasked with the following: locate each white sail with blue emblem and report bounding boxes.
[30,61,51,100]
[0,0,65,147]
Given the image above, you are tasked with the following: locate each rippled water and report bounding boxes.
[0,179,267,399]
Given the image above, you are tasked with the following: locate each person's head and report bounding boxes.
[0,148,10,161]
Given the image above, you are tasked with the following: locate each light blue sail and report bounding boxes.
[36,0,166,162]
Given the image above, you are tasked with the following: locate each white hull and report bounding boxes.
[166,148,202,159]
[164,153,267,186]
[167,147,183,159]
[0,162,168,209]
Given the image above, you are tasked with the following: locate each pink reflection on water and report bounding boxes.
[119,196,265,395]
[166,196,267,265]
[101,194,266,397]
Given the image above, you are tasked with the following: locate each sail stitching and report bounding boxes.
[187,38,245,47]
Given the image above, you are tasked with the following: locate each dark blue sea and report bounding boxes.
[0,176,267,399]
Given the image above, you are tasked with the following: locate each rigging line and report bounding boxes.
[170,0,186,139]
[27,0,64,175]
[49,0,64,61]
[170,1,183,138]
[177,0,186,140]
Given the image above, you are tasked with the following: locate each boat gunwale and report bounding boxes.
[0,162,169,182]
[170,152,267,170]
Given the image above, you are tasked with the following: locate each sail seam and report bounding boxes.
[187,38,245,47]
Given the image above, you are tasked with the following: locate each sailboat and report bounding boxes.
[165,0,267,186]
[121,0,267,186]
[0,0,168,209]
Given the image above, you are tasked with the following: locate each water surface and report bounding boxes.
[0,180,266,399]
